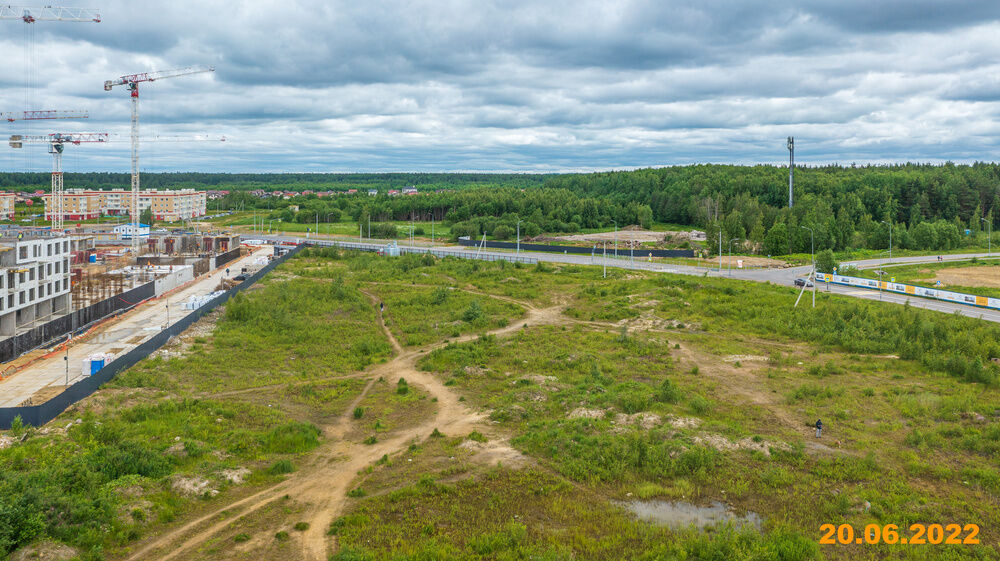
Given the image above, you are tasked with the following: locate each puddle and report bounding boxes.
[617,499,762,530]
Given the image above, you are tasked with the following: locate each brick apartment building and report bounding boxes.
[44,189,207,222]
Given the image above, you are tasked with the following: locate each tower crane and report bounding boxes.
[0,5,101,22]
[9,133,224,233]
[8,132,109,231]
[2,6,100,171]
[2,110,89,122]
[104,66,214,253]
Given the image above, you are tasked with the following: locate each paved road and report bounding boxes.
[272,235,1000,324]
[0,247,271,407]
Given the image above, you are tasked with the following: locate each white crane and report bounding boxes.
[104,66,215,253]
[9,133,223,232]
[2,109,88,122]
[0,5,101,22]
[8,132,109,231]
[2,6,100,172]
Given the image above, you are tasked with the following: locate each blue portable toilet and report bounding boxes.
[90,358,105,374]
[89,254,97,263]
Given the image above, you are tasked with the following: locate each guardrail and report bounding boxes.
[0,245,303,429]
[816,272,1000,311]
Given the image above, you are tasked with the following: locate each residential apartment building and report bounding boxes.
[0,193,15,220]
[44,189,207,222]
[0,234,73,337]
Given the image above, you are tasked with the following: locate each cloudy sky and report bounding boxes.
[2,0,1000,173]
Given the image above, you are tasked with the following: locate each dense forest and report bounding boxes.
[546,163,1000,253]
[0,172,546,192]
[4,163,1000,254]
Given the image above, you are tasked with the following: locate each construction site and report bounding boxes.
[0,6,254,409]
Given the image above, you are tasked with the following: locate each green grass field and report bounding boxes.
[2,249,999,560]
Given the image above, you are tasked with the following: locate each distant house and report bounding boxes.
[388,189,400,196]
[114,222,150,240]
[402,186,418,195]
[347,189,358,194]
[367,189,378,196]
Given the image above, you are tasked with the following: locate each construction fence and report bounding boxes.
[456,237,696,258]
[815,272,1000,311]
[304,239,539,264]
[0,245,303,430]
[0,282,156,365]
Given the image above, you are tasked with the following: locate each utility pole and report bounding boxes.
[787,136,794,208]
[516,220,522,255]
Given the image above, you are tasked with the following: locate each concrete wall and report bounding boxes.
[153,267,195,296]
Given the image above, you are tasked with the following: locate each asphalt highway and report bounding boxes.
[263,235,1000,324]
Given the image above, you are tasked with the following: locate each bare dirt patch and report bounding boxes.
[930,266,1000,289]
[552,228,668,244]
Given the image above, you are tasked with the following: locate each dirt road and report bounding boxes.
[123,291,563,561]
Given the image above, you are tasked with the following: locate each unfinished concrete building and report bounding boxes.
[0,234,74,337]
[144,233,240,256]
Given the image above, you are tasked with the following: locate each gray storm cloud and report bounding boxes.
[1,0,999,172]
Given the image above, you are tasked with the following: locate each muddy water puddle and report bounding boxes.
[617,499,762,530]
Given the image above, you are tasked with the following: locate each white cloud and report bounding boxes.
[1,0,1000,172]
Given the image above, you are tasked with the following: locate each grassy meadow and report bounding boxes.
[1,248,999,561]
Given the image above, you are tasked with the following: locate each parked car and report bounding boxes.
[233,274,248,281]
[794,278,814,287]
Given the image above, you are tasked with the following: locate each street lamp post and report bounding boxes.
[516,219,522,255]
[982,217,992,256]
[728,238,739,277]
[880,220,892,264]
[603,242,607,279]
[801,226,815,308]
[612,220,617,259]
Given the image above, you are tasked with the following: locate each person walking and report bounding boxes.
[815,419,823,438]
[380,301,384,313]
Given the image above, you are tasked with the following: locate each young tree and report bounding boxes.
[815,249,838,273]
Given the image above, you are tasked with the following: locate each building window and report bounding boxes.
[19,291,24,304]
[63,278,68,290]
[19,247,26,259]
[29,268,34,281]
[63,241,69,252]
[29,288,34,301]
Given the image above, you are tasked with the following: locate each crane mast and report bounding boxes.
[104,66,214,253]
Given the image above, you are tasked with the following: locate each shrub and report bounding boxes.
[396,378,409,395]
[689,395,711,415]
[430,428,444,438]
[262,422,321,454]
[274,530,289,541]
[462,301,484,322]
[467,431,488,443]
[294,522,310,531]
[657,379,681,403]
[363,435,377,445]
[353,407,364,419]
[347,487,367,498]
[268,460,295,475]
[233,533,250,542]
